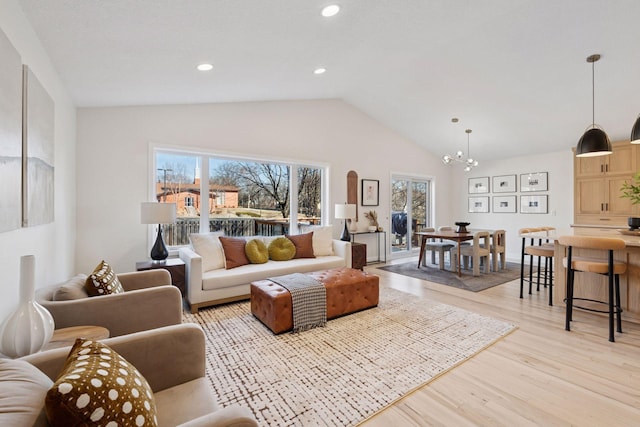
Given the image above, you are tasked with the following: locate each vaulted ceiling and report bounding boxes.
[18,0,640,161]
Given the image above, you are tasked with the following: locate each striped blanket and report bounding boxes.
[268,273,326,333]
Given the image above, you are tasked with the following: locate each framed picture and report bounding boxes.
[468,196,489,213]
[492,175,516,193]
[521,195,548,214]
[520,172,548,192]
[468,177,489,194]
[493,196,517,213]
[361,179,379,206]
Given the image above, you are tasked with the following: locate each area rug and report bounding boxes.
[377,260,521,292]
[183,287,516,426]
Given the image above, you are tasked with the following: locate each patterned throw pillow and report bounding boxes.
[45,339,158,427]
[268,237,296,261]
[286,232,316,259]
[245,239,269,264]
[84,261,124,297]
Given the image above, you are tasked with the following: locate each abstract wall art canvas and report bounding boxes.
[23,65,55,227]
[0,29,23,233]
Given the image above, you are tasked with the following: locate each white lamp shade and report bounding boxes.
[141,202,177,224]
[334,203,356,219]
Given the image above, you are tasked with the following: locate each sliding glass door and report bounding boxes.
[391,176,430,255]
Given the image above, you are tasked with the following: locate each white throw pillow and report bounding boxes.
[189,232,225,272]
[309,225,334,256]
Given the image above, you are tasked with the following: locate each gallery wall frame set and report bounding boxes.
[521,195,548,214]
[0,28,55,233]
[468,196,489,213]
[493,195,517,213]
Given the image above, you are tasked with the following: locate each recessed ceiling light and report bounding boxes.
[314,68,326,75]
[197,63,213,71]
[321,5,340,17]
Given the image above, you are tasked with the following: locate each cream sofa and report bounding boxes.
[1,324,258,427]
[180,229,352,313]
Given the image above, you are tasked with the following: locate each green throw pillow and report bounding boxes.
[245,239,268,264]
[268,237,296,261]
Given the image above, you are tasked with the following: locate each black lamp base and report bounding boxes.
[150,226,169,261]
[340,221,351,242]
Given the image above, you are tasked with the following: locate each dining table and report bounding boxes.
[416,229,494,277]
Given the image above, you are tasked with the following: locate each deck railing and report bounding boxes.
[163,217,321,246]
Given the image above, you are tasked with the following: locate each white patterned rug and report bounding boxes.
[184,287,516,426]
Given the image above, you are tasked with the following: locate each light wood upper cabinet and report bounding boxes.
[574,140,638,225]
[575,141,635,178]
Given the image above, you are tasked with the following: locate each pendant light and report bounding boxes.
[631,114,640,144]
[442,119,479,172]
[576,54,612,157]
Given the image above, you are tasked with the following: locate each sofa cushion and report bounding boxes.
[154,378,218,426]
[310,225,334,256]
[268,237,296,261]
[286,232,315,259]
[219,236,251,269]
[45,338,158,427]
[85,261,125,297]
[245,239,269,264]
[53,274,90,301]
[189,232,225,272]
[0,359,52,426]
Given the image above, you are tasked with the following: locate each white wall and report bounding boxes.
[0,1,77,318]
[450,149,574,262]
[76,99,453,272]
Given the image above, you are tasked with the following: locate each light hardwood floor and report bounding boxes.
[361,258,640,426]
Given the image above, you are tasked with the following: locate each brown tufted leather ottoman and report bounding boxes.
[250,267,379,334]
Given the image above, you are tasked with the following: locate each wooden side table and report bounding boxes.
[43,326,110,351]
[136,258,186,297]
[351,242,367,270]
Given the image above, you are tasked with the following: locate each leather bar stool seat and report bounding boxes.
[558,235,626,342]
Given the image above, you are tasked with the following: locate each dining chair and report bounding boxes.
[450,231,490,276]
[423,226,455,269]
[490,229,507,271]
[558,235,626,342]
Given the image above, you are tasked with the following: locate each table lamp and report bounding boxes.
[335,203,356,242]
[141,202,177,262]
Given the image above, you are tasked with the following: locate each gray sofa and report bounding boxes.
[35,269,182,337]
[0,324,258,427]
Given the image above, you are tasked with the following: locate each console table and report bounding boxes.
[350,231,387,264]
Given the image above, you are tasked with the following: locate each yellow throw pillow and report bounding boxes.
[45,338,158,427]
[245,239,269,264]
[85,261,124,297]
[268,237,296,261]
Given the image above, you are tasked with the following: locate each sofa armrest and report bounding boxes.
[40,285,182,337]
[23,324,205,393]
[118,269,172,291]
[178,406,258,427]
[179,247,203,302]
[332,239,352,268]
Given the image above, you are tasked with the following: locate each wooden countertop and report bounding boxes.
[524,227,640,247]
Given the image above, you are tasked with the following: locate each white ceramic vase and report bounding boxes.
[0,255,55,358]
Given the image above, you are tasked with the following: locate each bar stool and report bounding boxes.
[519,227,554,306]
[558,235,625,342]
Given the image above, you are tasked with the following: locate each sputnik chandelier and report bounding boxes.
[442,118,478,172]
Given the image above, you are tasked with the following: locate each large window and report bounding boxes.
[152,149,325,246]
